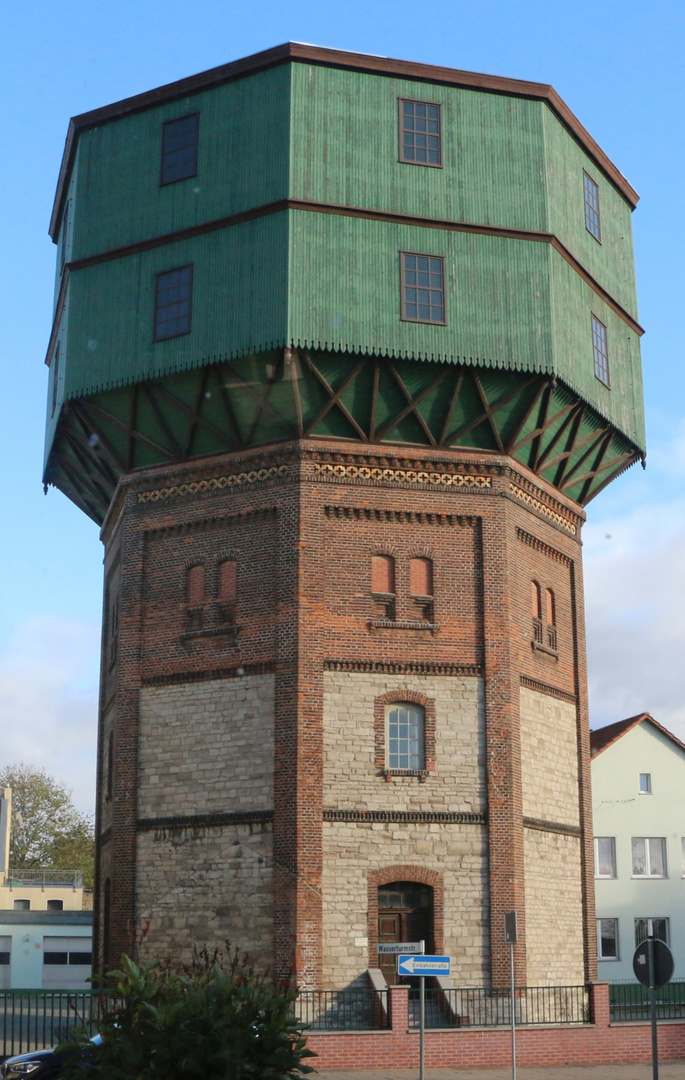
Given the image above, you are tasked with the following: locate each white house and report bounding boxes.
[591,713,685,981]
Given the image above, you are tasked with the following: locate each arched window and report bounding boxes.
[186,564,205,606]
[218,560,237,603]
[409,557,433,597]
[387,703,424,771]
[371,554,395,595]
[531,580,542,620]
[545,588,556,626]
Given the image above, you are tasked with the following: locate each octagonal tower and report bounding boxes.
[44,44,644,990]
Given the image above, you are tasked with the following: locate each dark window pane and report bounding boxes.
[161,114,199,185]
[154,266,193,341]
[44,953,68,965]
[0,953,10,965]
[399,99,441,167]
[69,952,93,966]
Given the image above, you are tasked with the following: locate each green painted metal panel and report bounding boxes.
[290,63,549,233]
[71,65,291,262]
[61,212,289,400]
[542,107,638,317]
[550,253,645,449]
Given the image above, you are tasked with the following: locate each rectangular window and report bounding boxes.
[639,772,652,793]
[401,253,445,324]
[632,837,667,878]
[596,918,619,960]
[51,341,60,417]
[583,171,601,241]
[399,99,442,166]
[594,837,617,878]
[387,704,424,771]
[154,265,193,341]
[161,113,199,185]
[592,314,609,387]
[635,918,669,947]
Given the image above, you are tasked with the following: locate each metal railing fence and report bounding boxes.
[609,981,685,1022]
[411,985,590,1028]
[0,990,109,1060]
[295,989,390,1030]
[2,870,83,889]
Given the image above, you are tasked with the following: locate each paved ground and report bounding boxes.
[316,1065,685,1079]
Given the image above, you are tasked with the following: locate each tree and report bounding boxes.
[0,764,94,887]
[61,948,316,1080]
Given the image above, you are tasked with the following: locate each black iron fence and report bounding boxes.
[411,985,590,1028]
[0,990,108,1060]
[295,989,390,1030]
[609,981,685,1022]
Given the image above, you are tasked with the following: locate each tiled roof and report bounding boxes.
[590,712,685,757]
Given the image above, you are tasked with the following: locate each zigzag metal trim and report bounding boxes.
[137,464,289,504]
[313,461,492,489]
[509,482,577,534]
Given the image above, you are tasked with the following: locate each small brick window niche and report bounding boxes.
[371,554,396,619]
[409,556,434,620]
[374,691,436,780]
[531,581,557,656]
[186,563,205,628]
[217,559,237,622]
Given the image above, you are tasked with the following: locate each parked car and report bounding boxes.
[1,1036,101,1079]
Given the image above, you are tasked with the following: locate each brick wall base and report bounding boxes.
[305,985,685,1069]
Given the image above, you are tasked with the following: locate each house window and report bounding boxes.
[161,113,199,186]
[594,837,617,878]
[401,253,445,324]
[387,704,425,771]
[632,837,667,878]
[639,772,652,793]
[596,918,619,960]
[592,314,609,387]
[154,265,193,341]
[635,918,669,947]
[399,99,442,167]
[13,899,30,911]
[583,171,601,242]
[46,900,64,911]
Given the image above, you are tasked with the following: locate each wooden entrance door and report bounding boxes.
[377,881,434,985]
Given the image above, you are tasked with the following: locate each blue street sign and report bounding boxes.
[397,955,451,977]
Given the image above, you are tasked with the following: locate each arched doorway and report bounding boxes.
[377,880,434,985]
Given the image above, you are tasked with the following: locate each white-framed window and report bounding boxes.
[632,837,667,878]
[597,918,619,960]
[639,772,652,793]
[387,703,425,771]
[594,837,617,878]
[635,918,669,947]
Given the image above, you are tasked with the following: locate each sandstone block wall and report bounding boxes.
[136,821,273,968]
[138,674,275,817]
[519,686,579,826]
[523,828,584,986]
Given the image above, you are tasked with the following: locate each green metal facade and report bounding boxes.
[44,48,645,522]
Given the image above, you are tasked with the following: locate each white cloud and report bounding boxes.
[0,617,100,815]
[584,489,685,744]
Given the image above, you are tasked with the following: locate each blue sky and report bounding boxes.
[1,0,684,812]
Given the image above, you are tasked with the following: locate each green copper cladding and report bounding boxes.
[44,45,645,521]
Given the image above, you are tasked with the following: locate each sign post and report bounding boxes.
[397,952,451,1080]
[633,923,674,1080]
[504,912,518,1080]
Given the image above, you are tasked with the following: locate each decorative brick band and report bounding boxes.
[509,483,577,534]
[368,618,441,633]
[324,659,482,676]
[142,662,275,687]
[324,505,475,526]
[315,462,492,489]
[137,464,289,504]
[137,810,273,832]
[523,815,582,838]
[144,506,276,537]
[516,527,572,565]
[520,675,576,704]
[323,809,486,824]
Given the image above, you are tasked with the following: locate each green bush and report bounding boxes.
[62,948,316,1080]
